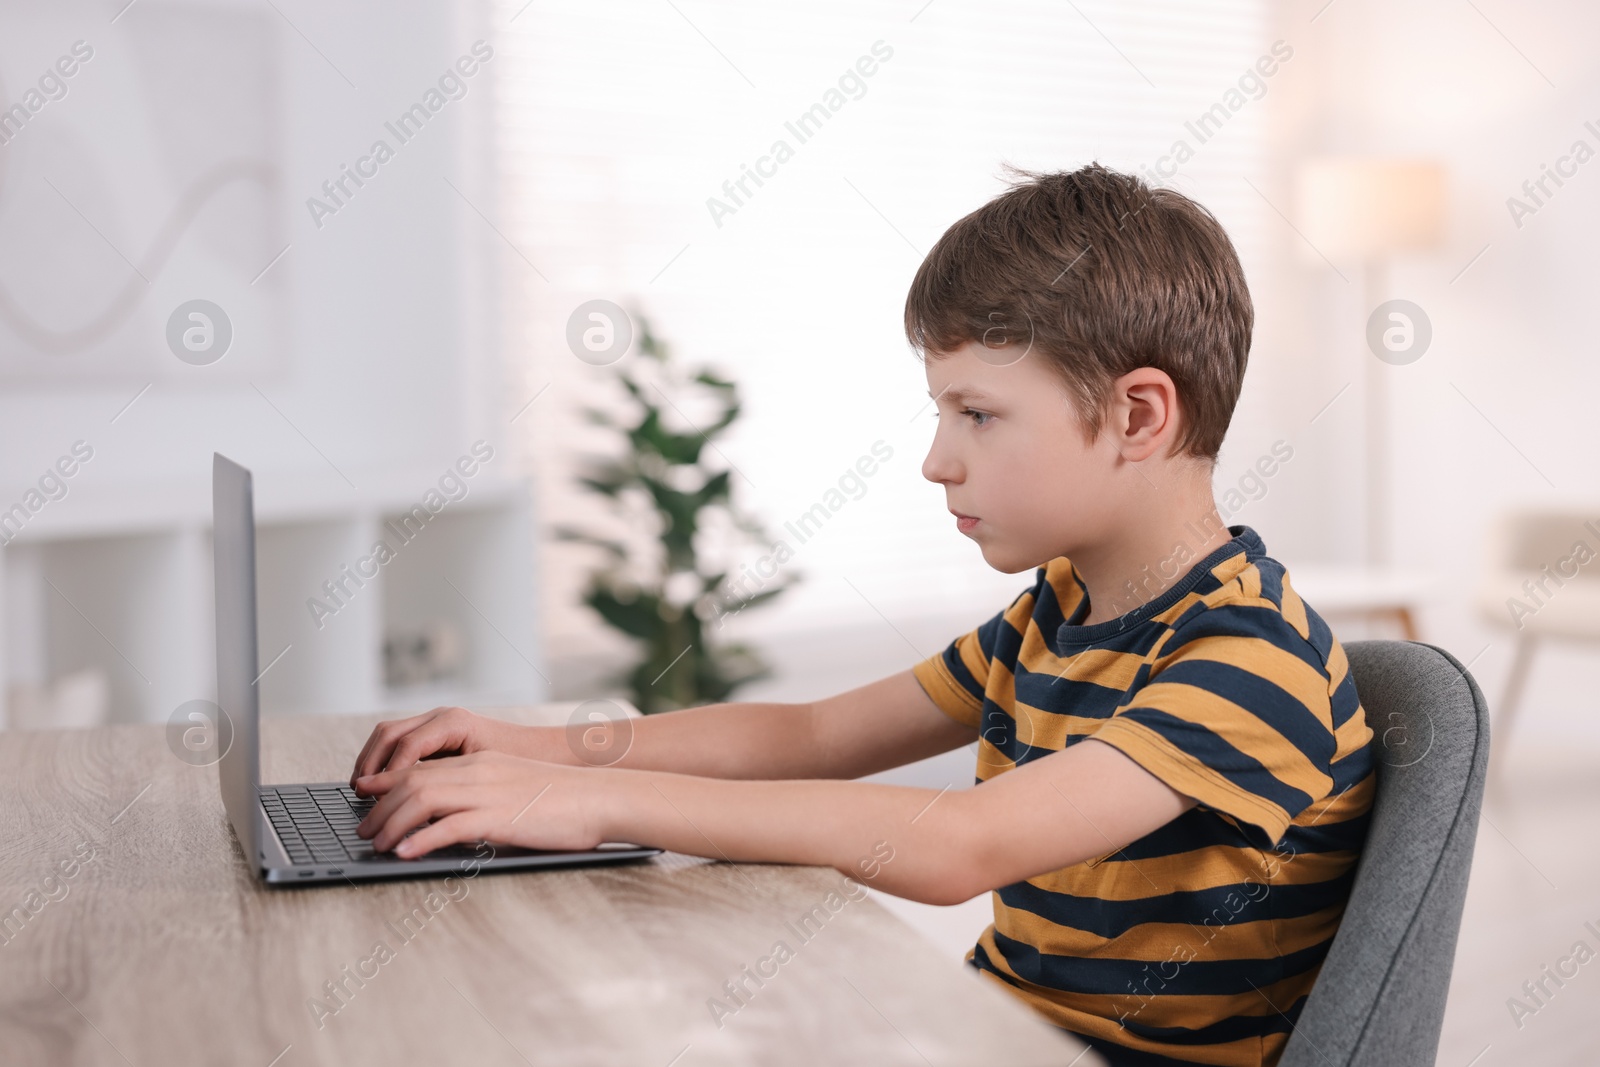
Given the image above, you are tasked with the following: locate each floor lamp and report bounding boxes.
[1294,159,1447,569]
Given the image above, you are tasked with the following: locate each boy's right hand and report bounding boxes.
[350,706,552,790]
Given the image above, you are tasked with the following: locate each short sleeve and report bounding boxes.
[1088,604,1337,850]
[910,576,1040,730]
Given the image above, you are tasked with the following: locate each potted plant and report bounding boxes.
[552,313,797,714]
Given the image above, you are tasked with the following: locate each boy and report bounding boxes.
[350,163,1375,1067]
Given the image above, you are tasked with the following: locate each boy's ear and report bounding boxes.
[1113,367,1179,463]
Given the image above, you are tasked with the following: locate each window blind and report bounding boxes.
[494,0,1271,652]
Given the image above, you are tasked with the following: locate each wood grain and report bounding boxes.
[0,704,1100,1066]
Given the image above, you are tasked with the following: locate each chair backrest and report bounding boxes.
[1278,640,1490,1067]
[1484,509,1600,575]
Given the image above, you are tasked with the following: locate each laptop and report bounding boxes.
[212,452,661,884]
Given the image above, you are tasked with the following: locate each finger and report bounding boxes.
[372,788,469,853]
[393,811,490,859]
[355,767,420,836]
[353,767,400,803]
[351,713,430,786]
[382,720,468,778]
[366,789,432,852]
[354,708,467,785]
[350,724,388,787]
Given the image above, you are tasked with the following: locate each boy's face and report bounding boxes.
[922,340,1117,573]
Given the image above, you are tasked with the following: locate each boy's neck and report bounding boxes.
[1070,502,1234,627]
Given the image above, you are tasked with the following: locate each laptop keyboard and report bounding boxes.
[261,785,380,865]
[261,784,492,866]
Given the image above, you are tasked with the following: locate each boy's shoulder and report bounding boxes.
[1027,526,1337,662]
[915,525,1373,849]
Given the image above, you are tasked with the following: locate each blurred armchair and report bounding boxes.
[1474,509,1600,766]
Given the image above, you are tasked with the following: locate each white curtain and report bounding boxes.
[494,0,1271,658]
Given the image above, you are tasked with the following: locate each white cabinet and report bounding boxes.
[0,473,546,728]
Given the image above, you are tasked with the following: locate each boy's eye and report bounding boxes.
[930,408,994,426]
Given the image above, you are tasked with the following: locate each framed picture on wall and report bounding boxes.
[0,1,287,380]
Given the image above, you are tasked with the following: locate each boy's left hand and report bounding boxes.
[354,751,611,858]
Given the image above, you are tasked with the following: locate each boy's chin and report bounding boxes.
[978,543,1045,575]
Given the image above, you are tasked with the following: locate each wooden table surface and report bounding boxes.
[0,704,1100,1067]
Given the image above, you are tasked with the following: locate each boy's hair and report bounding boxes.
[903,162,1253,464]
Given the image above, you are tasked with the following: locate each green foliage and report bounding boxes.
[551,314,797,714]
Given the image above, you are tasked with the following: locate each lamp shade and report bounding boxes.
[1293,158,1447,262]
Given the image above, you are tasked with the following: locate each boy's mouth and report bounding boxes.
[951,510,980,533]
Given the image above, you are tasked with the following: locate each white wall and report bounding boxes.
[0,0,507,492]
[1258,0,1600,744]
[498,0,1288,696]
[0,0,540,724]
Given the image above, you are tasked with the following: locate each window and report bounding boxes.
[498,0,1271,653]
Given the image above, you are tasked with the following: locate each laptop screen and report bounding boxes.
[213,453,262,867]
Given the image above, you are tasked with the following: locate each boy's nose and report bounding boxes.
[921,440,961,485]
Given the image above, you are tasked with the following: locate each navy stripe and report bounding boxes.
[1114,806,1252,860]
[1118,993,1306,1048]
[1106,706,1318,825]
[1137,657,1335,760]
[1330,669,1362,728]
[966,953,1292,1067]
[1282,807,1370,854]
[1104,804,1353,863]
[1158,605,1328,680]
[1072,1036,1231,1067]
[1330,753,1375,794]
[1305,601,1333,657]
[976,598,1025,664]
[937,643,986,706]
[1063,578,1091,625]
[998,867,1356,941]
[1052,618,1179,658]
[1254,560,1284,609]
[1012,670,1132,720]
[1165,598,1216,634]
[987,924,1334,998]
[924,527,1370,1065]
[1032,566,1070,631]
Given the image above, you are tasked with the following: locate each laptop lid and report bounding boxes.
[213,453,262,866]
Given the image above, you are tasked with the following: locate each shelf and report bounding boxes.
[0,474,547,729]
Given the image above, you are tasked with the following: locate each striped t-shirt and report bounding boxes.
[912,524,1374,1067]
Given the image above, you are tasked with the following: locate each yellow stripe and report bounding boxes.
[1279,575,1312,641]
[1016,629,1148,690]
[1006,586,1042,630]
[993,894,1345,964]
[1043,558,1084,614]
[974,738,1017,779]
[1024,841,1362,901]
[1105,679,1334,798]
[1151,633,1334,731]
[910,656,981,728]
[1333,704,1375,760]
[1206,548,1253,586]
[973,927,1321,1064]
[929,550,1367,1066]
[1090,717,1297,845]
[954,629,992,694]
[1326,637,1351,694]
[1005,701,1116,750]
[1237,564,1262,599]
[1298,768,1375,828]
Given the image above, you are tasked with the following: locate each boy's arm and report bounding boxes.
[592,737,1196,904]
[354,735,1194,906]
[354,669,974,782]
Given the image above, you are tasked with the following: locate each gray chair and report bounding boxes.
[1279,640,1490,1067]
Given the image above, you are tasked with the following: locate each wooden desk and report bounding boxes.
[0,705,1100,1066]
